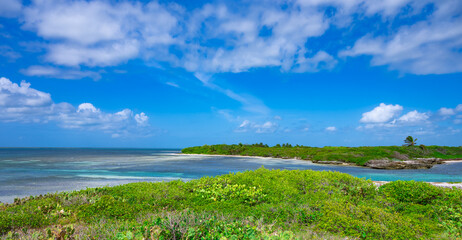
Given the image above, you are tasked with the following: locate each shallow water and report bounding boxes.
[1,148,461,203]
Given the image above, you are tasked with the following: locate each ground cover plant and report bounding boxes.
[182,144,462,165]
[1,168,462,239]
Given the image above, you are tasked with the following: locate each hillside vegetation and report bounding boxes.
[1,168,462,239]
[182,144,462,165]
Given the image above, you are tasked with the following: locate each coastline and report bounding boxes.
[182,153,462,188]
[179,153,462,166]
[373,181,462,189]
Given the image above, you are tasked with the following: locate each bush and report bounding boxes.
[379,181,444,205]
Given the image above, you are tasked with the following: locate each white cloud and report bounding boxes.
[438,107,456,116]
[236,120,278,133]
[326,126,337,131]
[340,1,462,74]
[135,112,149,126]
[21,65,101,80]
[6,0,459,77]
[437,105,462,121]
[77,103,99,113]
[239,120,251,128]
[360,103,403,123]
[22,0,178,67]
[165,82,179,88]
[0,77,149,136]
[0,0,22,18]
[46,41,140,67]
[178,2,336,74]
[398,110,429,123]
[296,0,420,17]
[0,77,51,108]
[456,104,462,112]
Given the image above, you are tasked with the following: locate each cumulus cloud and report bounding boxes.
[360,103,403,123]
[436,104,462,122]
[398,110,429,123]
[236,120,278,133]
[3,0,460,77]
[0,77,51,107]
[325,126,337,131]
[0,77,71,123]
[22,0,179,67]
[135,112,149,126]
[358,104,432,130]
[178,2,336,74]
[357,103,461,137]
[439,107,456,116]
[19,0,341,74]
[0,77,149,136]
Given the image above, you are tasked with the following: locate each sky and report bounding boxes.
[0,0,461,148]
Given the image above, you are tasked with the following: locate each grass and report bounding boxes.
[182,144,462,165]
[1,168,462,239]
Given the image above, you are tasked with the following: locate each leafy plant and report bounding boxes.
[403,136,417,147]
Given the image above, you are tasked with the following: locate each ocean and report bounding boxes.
[1,148,461,203]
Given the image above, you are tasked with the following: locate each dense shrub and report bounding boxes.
[379,180,444,205]
[182,144,462,165]
[1,168,462,239]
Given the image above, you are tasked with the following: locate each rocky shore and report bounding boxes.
[364,158,444,169]
[183,153,461,169]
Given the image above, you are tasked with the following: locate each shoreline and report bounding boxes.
[183,153,462,187]
[373,181,462,189]
[179,152,462,165]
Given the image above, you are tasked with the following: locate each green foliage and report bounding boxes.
[379,180,444,205]
[194,178,267,205]
[1,168,462,239]
[404,136,417,146]
[182,144,462,165]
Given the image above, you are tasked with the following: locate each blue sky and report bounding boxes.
[0,0,461,148]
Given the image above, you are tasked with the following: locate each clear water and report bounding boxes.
[1,148,461,203]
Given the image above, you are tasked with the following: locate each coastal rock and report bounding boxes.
[365,158,442,169]
[314,161,356,166]
[316,161,345,165]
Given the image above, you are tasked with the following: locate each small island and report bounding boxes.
[182,138,462,170]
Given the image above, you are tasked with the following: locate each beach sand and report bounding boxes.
[373,181,462,189]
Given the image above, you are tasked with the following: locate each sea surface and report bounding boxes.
[1,148,462,203]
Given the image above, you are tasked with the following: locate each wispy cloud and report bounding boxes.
[235,120,278,133]
[21,65,101,80]
[5,0,459,79]
[340,1,462,74]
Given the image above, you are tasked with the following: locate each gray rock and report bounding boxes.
[365,158,442,169]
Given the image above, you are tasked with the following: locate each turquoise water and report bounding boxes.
[1,148,461,203]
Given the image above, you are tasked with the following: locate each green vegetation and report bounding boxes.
[182,144,462,165]
[403,136,418,147]
[1,168,462,239]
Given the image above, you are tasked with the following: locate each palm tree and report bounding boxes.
[403,136,417,146]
